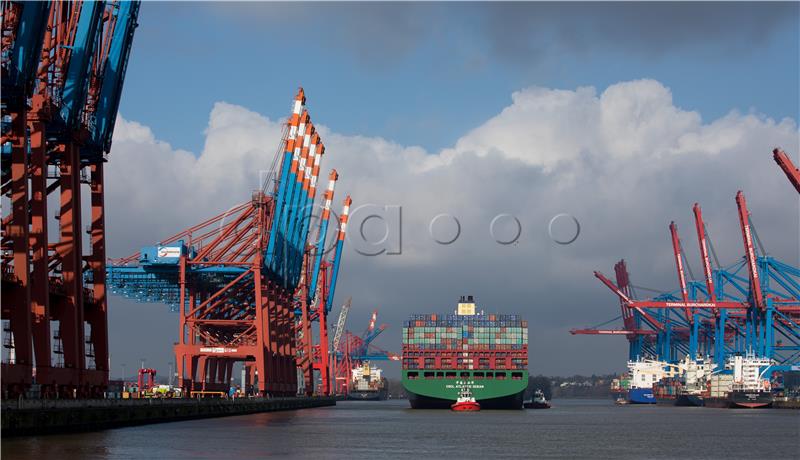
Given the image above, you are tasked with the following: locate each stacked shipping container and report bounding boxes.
[402,313,528,371]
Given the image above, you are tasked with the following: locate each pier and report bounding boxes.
[1,397,335,437]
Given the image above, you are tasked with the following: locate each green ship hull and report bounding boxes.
[402,369,528,409]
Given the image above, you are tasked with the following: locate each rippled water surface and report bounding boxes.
[3,399,798,459]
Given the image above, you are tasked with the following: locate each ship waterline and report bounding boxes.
[403,369,528,409]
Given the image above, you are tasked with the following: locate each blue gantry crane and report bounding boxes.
[572,181,800,396]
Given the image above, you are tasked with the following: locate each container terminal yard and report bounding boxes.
[1,1,799,456]
[571,157,800,408]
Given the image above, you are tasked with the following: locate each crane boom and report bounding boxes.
[692,204,716,303]
[736,191,765,311]
[773,148,800,194]
[363,309,378,338]
[332,297,351,353]
[669,222,693,323]
[614,261,635,330]
[89,0,141,157]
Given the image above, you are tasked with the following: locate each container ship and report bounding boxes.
[706,353,774,408]
[401,296,528,409]
[654,356,713,406]
[610,375,630,402]
[347,362,388,401]
[626,353,773,408]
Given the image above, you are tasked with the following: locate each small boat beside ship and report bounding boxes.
[524,389,551,409]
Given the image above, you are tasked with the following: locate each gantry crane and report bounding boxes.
[331,307,399,395]
[573,188,800,377]
[107,89,353,397]
[1,1,140,398]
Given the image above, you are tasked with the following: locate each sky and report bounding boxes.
[104,2,799,379]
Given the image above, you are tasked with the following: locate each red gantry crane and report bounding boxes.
[1,1,140,398]
[107,89,353,398]
[331,307,399,396]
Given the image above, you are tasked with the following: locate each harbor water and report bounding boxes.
[3,399,797,459]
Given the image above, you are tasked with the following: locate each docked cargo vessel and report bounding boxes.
[347,362,388,401]
[622,353,774,408]
[725,353,774,408]
[654,356,713,406]
[676,356,714,406]
[401,296,528,409]
[626,360,665,404]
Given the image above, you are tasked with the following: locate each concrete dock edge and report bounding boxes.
[1,397,336,437]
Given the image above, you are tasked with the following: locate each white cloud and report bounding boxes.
[106,79,799,375]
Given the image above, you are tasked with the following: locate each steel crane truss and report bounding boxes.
[572,190,800,372]
[108,89,351,397]
[331,309,400,395]
[1,1,139,398]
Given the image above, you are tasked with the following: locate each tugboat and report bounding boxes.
[524,389,551,409]
[451,388,481,412]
